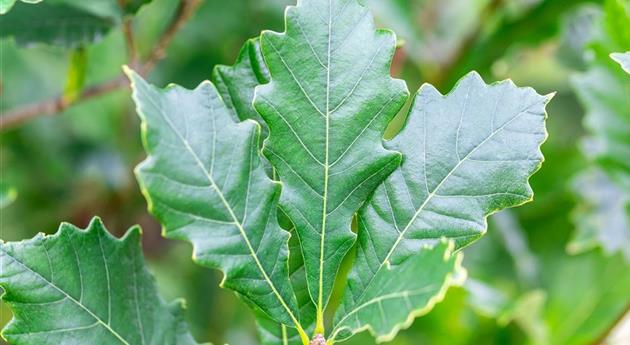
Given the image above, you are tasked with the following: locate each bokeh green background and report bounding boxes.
[1,0,629,344]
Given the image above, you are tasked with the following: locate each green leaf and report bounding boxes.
[63,48,89,104]
[213,38,271,136]
[126,68,309,343]
[335,72,549,341]
[0,0,40,15]
[611,51,630,74]
[569,169,630,261]
[0,1,115,48]
[256,226,316,345]
[543,251,630,345]
[0,217,200,345]
[253,0,409,328]
[498,290,549,345]
[569,0,630,262]
[572,59,630,190]
[330,240,465,343]
[0,183,17,209]
[121,0,152,15]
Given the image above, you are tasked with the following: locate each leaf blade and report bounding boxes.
[331,240,465,343]
[253,0,409,325]
[126,68,307,340]
[336,72,549,341]
[0,2,115,48]
[611,52,630,74]
[0,218,200,345]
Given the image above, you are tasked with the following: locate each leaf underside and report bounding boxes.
[568,169,630,261]
[254,0,409,319]
[127,69,304,332]
[611,51,630,74]
[569,0,630,260]
[334,72,549,342]
[0,217,199,345]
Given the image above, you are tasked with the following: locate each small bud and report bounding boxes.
[310,334,326,345]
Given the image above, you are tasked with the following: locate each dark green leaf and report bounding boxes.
[212,38,271,136]
[253,0,409,329]
[330,240,464,342]
[0,0,40,15]
[0,217,200,345]
[0,2,115,48]
[336,72,549,341]
[126,68,309,342]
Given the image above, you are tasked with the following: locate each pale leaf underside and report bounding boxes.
[611,52,630,74]
[568,169,630,261]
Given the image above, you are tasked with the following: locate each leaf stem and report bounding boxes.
[0,0,202,132]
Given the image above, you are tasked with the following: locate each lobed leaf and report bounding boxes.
[0,217,200,345]
[255,227,316,345]
[569,0,630,261]
[611,52,630,74]
[0,0,40,15]
[568,169,630,261]
[212,38,271,136]
[0,1,115,48]
[335,72,549,341]
[330,240,465,343]
[253,0,409,328]
[126,68,308,341]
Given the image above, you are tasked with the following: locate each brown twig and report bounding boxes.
[591,302,630,345]
[122,19,138,66]
[0,0,202,132]
[141,0,202,74]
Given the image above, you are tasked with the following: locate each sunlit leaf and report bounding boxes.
[611,51,630,74]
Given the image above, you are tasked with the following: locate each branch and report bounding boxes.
[0,76,127,130]
[0,0,202,132]
[142,0,202,74]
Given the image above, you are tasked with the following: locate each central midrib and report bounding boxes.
[1,248,130,345]
[316,0,334,328]
[340,98,540,322]
[143,90,304,334]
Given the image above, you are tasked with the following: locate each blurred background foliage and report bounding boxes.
[1,0,629,344]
